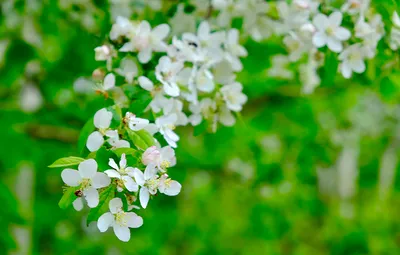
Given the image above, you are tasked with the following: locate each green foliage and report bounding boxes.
[112,147,137,157]
[126,128,155,150]
[95,147,115,171]
[86,184,116,225]
[48,156,85,168]
[78,118,95,155]
[2,0,400,254]
[58,187,78,209]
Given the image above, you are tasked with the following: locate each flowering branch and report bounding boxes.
[50,0,400,242]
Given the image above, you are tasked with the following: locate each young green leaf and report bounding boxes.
[96,147,115,171]
[58,187,78,209]
[49,156,85,168]
[136,129,156,147]
[78,117,95,155]
[86,184,116,225]
[126,128,153,150]
[112,147,137,157]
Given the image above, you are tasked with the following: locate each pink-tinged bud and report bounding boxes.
[94,45,112,61]
[300,23,316,34]
[294,0,309,9]
[92,68,105,81]
[142,146,160,165]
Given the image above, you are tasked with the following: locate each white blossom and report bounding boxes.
[97,197,143,242]
[312,11,351,52]
[87,108,129,152]
[61,159,110,210]
[133,164,181,208]
[339,44,366,78]
[155,114,180,148]
[105,154,138,192]
[224,29,247,71]
[120,20,170,63]
[142,146,176,171]
[268,55,294,79]
[110,16,136,40]
[94,73,115,94]
[155,56,183,97]
[220,82,247,112]
[115,56,138,84]
[125,112,150,131]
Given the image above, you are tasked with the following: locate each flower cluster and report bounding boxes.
[269,0,385,93]
[105,17,248,133]
[57,9,248,241]
[56,0,400,243]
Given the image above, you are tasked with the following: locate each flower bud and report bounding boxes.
[94,45,112,61]
[142,146,160,165]
[92,68,105,81]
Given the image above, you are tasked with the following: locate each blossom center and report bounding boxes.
[135,36,150,51]
[115,211,127,226]
[146,178,160,191]
[80,178,92,190]
[326,26,335,36]
[160,160,170,169]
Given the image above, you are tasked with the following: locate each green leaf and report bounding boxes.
[112,147,137,157]
[108,106,122,129]
[194,120,208,136]
[78,117,94,155]
[321,51,338,86]
[126,128,155,150]
[48,156,85,168]
[86,184,116,225]
[124,88,152,115]
[96,147,115,171]
[58,187,78,209]
[136,129,156,147]
[126,153,142,167]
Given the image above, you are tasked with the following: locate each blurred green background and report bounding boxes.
[2,1,400,254]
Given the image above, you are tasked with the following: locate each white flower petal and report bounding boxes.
[341,63,352,78]
[94,108,113,129]
[163,180,182,196]
[198,21,210,40]
[125,212,143,228]
[327,38,343,52]
[138,76,154,91]
[108,158,119,170]
[133,168,145,186]
[103,73,115,90]
[83,187,99,208]
[122,176,138,192]
[61,169,82,187]
[120,154,127,169]
[152,24,170,40]
[312,32,326,48]
[86,131,104,152]
[139,187,150,208]
[113,225,130,242]
[393,11,400,28]
[313,14,328,31]
[92,172,111,189]
[144,164,157,180]
[138,47,152,64]
[329,11,343,26]
[109,197,123,214]
[335,27,351,41]
[97,212,114,232]
[105,169,121,178]
[352,60,366,73]
[163,82,180,97]
[78,159,98,179]
[73,197,84,211]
